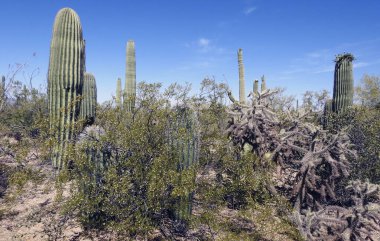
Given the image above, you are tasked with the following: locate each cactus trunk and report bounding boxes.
[80,73,97,126]
[48,8,85,169]
[124,40,136,112]
[332,53,354,113]
[238,49,246,104]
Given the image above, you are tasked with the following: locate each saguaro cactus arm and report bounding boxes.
[80,72,97,126]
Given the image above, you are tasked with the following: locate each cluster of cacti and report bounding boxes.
[294,180,380,240]
[168,107,199,221]
[80,73,97,125]
[48,8,98,169]
[226,89,279,158]
[238,48,246,104]
[332,53,354,113]
[124,40,136,112]
[115,77,122,107]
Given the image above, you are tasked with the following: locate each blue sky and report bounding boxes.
[0,0,379,103]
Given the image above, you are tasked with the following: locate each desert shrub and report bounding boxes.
[63,82,199,236]
[325,107,380,184]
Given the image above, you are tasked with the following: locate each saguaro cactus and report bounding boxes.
[332,53,354,113]
[261,75,266,92]
[238,48,246,104]
[169,107,199,221]
[253,79,259,96]
[124,40,136,112]
[323,99,333,128]
[116,77,122,107]
[0,76,5,102]
[80,73,97,125]
[48,8,85,169]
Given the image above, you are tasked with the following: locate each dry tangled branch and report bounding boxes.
[226,89,280,158]
[224,86,380,241]
[294,180,380,241]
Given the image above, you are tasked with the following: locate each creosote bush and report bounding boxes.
[63,82,198,235]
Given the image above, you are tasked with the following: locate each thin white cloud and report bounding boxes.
[185,38,227,54]
[354,62,370,68]
[313,66,334,74]
[198,38,210,48]
[244,7,257,15]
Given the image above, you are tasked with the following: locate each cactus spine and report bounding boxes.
[116,77,122,107]
[80,73,97,125]
[238,48,246,104]
[48,8,85,169]
[332,53,354,113]
[124,40,136,112]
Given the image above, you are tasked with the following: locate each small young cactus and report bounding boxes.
[238,49,246,104]
[80,73,97,126]
[323,99,333,128]
[48,7,85,169]
[124,40,136,112]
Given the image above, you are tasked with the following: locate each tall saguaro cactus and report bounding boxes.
[124,40,136,112]
[238,48,246,104]
[332,53,354,113]
[168,107,199,221]
[253,80,259,96]
[116,77,122,107]
[261,75,266,92]
[80,73,97,125]
[0,75,5,104]
[48,8,85,169]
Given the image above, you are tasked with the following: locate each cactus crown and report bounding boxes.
[335,53,355,63]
